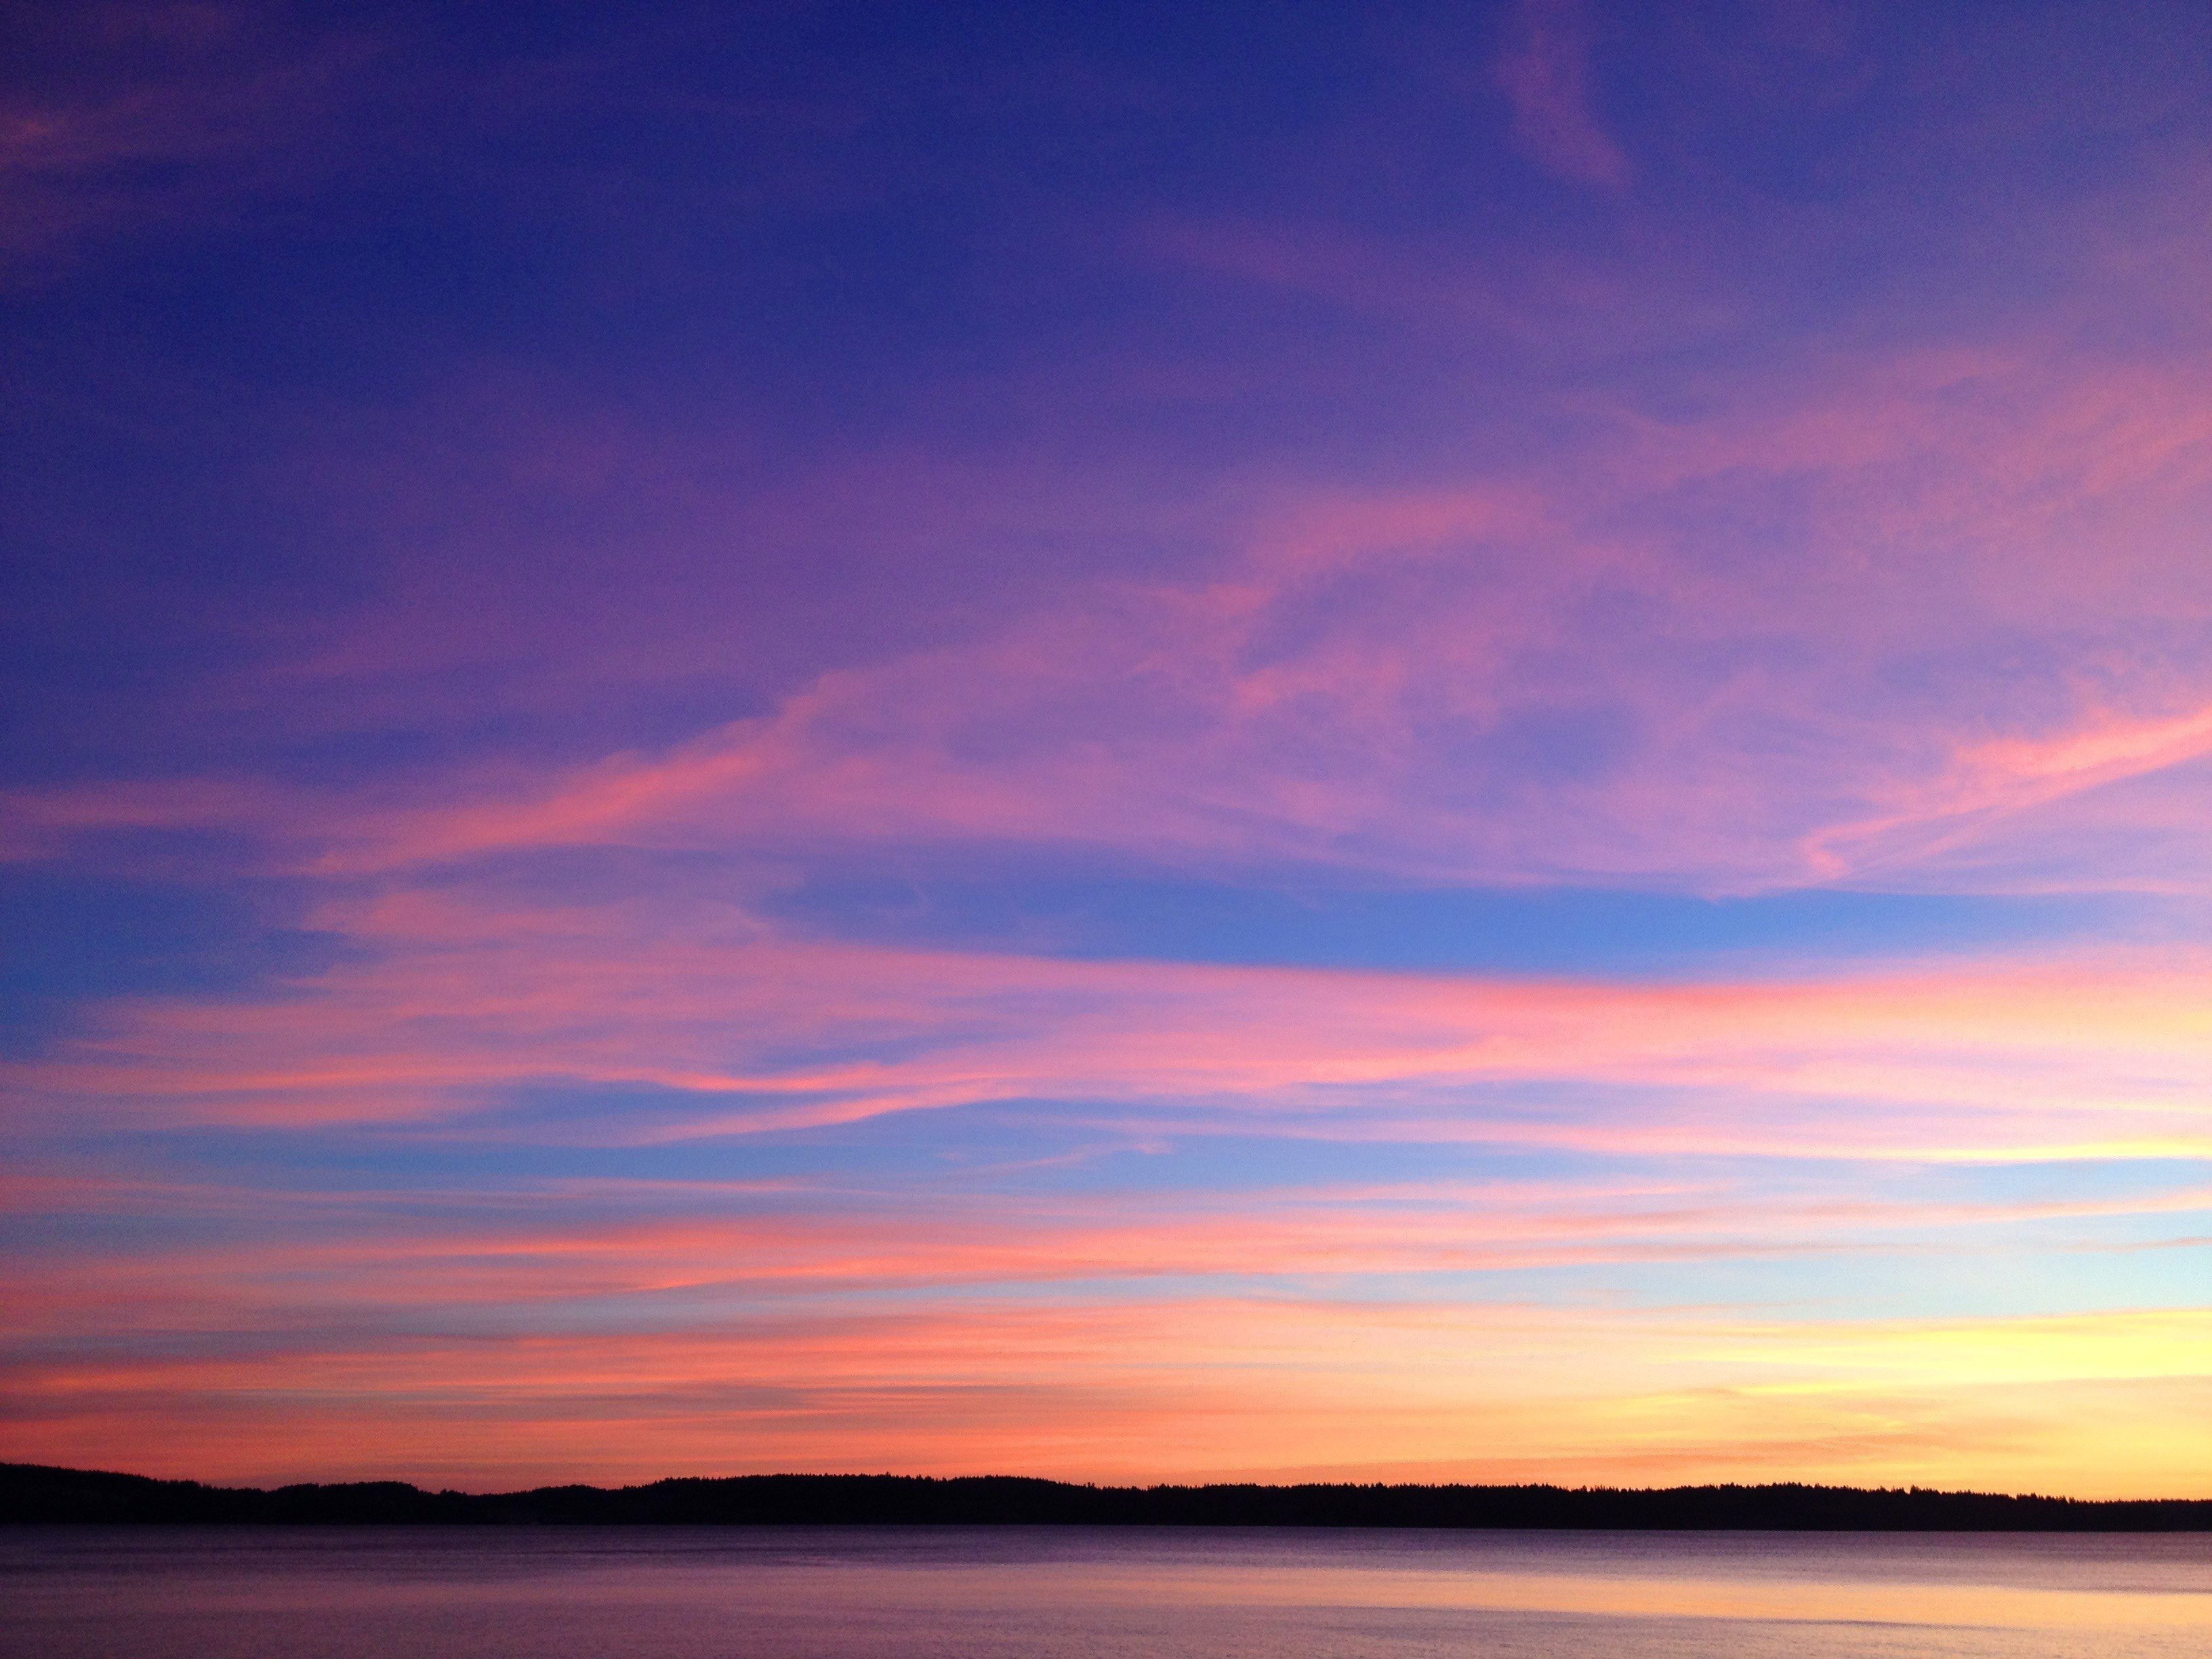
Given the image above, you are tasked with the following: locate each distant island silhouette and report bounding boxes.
[5,1464,2207,1529]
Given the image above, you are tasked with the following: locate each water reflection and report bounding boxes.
[3,1528,2207,1658]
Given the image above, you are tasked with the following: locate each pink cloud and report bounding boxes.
[12,1170,2205,1345]
[13,314,2210,902]
[1805,701,2212,881]
[10,875,2209,1169]
[1494,0,1631,189]
[0,5,389,270]
[6,1291,2207,1496]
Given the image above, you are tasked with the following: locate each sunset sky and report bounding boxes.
[5,0,2211,1498]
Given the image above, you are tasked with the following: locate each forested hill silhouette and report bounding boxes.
[6,1465,2208,1529]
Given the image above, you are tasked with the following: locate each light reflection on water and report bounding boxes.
[2,1528,2206,1658]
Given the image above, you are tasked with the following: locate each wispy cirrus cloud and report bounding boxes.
[7,1288,2208,1495]
[8,0,2212,1494]
[18,316,2207,897]
[10,871,2208,1168]
[1494,0,1631,188]
[0,4,388,271]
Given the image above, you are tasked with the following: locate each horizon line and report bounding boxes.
[9,1464,2209,1529]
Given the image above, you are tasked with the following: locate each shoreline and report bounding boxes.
[8,1465,2208,1530]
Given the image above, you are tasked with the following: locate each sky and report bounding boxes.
[3,0,2210,1498]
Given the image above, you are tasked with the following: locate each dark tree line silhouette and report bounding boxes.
[7,1463,2207,1529]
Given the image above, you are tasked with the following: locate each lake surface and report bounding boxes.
[2,1527,2207,1658]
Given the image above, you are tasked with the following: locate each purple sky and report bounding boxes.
[4,0,2211,1494]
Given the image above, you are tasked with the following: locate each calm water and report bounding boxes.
[3,1528,2207,1658]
